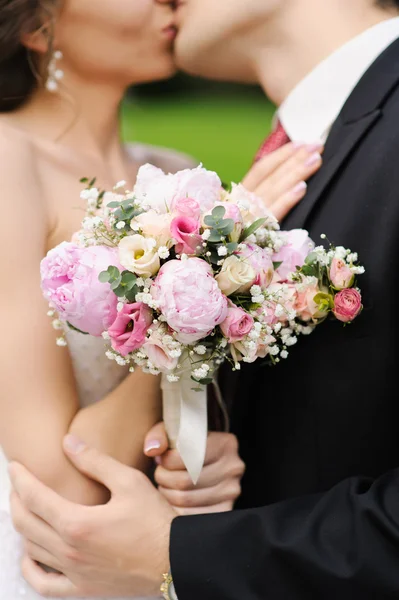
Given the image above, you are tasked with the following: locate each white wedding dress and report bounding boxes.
[0,330,158,600]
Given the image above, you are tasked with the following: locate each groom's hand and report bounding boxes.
[10,435,176,598]
[144,423,245,515]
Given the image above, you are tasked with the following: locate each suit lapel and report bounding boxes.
[282,36,399,231]
[283,110,381,230]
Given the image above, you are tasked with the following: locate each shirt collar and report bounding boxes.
[278,17,399,143]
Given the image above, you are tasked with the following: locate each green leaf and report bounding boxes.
[300,265,317,277]
[121,271,137,284]
[218,220,234,236]
[80,177,89,184]
[305,252,318,265]
[208,230,223,243]
[106,201,121,209]
[212,205,226,220]
[273,261,282,270]
[67,322,89,335]
[113,284,126,297]
[98,271,111,283]
[110,275,123,290]
[107,266,121,281]
[204,215,216,227]
[240,218,267,241]
[89,177,97,187]
[125,286,139,303]
[121,199,134,210]
[226,242,238,254]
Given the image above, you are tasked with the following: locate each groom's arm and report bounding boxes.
[170,469,399,599]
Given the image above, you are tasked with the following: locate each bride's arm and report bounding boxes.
[0,137,160,506]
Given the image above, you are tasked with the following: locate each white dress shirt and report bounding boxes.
[278,17,399,143]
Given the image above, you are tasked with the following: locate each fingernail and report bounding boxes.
[305,152,322,167]
[64,434,86,455]
[144,440,162,453]
[292,141,306,149]
[291,181,307,195]
[305,142,324,152]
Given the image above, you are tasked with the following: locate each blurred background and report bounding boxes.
[121,75,275,183]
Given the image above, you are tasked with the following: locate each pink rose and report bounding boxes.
[170,216,202,255]
[41,243,120,336]
[273,229,314,281]
[294,285,320,322]
[329,258,355,290]
[152,258,228,344]
[143,326,179,372]
[236,244,274,291]
[108,302,152,356]
[171,196,201,220]
[333,289,362,323]
[220,301,254,343]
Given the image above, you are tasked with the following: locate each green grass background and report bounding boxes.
[121,88,274,184]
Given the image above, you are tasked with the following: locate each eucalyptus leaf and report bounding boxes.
[273,261,283,270]
[212,205,226,220]
[125,286,139,303]
[204,215,216,227]
[208,230,223,243]
[106,201,121,208]
[113,285,126,297]
[226,242,238,254]
[98,271,111,283]
[107,266,121,280]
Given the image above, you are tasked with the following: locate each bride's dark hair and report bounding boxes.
[0,0,58,112]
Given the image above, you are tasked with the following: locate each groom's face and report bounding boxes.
[174,0,281,80]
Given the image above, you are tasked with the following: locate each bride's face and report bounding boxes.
[174,0,281,80]
[55,0,177,86]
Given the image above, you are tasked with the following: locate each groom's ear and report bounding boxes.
[144,422,169,458]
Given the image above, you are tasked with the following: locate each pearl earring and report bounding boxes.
[46,50,64,92]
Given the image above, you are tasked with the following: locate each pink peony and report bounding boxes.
[170,216,202,255]
[108,302,152,356]
[172,166,222,214]
[171,196,201,220]
[133,164,222,215]
[151,258,228,344]
[333,288,362,323]
[273,229,314,281]
[220,301,254,343]
[235,244,274,291]
[329,258,355,290]
[41,243,120,336]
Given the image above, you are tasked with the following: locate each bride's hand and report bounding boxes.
[242,142,324,221]
[144,424,245,515]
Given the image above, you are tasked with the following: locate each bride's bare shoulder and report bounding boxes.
[127,142,199,173]
[0,120,45,214]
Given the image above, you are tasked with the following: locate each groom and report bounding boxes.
[10,0,399,598]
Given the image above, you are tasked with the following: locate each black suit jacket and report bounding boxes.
[170,38,399,599]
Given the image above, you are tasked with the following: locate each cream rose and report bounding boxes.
[133,211,173,248]
[216,255,256,296]
[118,234,160,278]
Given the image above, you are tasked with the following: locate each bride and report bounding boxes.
[0,0,322,598]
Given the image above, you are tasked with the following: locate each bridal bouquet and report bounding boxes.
[41,165,364,482]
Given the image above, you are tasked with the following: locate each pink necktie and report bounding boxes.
[254,120,290,162]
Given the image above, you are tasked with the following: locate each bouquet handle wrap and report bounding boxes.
[161,371,208,485]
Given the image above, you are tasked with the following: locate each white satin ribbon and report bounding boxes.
[161,370,208,485]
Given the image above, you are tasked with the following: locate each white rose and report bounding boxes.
[118,234,160,278]
[133,211,173,247]
[215,255,256,296]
